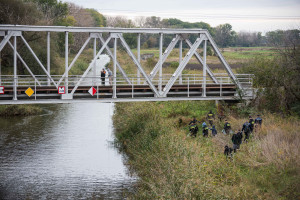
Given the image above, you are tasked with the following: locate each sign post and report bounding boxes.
[58,86,65,94]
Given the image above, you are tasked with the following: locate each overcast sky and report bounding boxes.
[63,0,300,33]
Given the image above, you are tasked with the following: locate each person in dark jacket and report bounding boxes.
[189,117,199,125]
[207,110,215,126]
[101,68,106,85]
[224,145,233,158]
[249,116,255,133]
[242,121,251,142]
[255,115,263,126]
[232,132,240,152]
[189,123,198,137]
[189,117,199,137]
[223,120,232,134]
[236,129,243,146]
[210,125,217,136]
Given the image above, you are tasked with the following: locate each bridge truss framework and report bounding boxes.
[0,25,252,104]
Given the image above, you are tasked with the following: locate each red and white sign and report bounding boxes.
[88,87,96,96]
[0,86,4,94]
[58,86,65,94]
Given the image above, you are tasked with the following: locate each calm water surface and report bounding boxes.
[0,103,136,199]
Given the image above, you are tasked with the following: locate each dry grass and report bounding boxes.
[114,102,300,199]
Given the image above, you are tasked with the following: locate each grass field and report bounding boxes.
[49,46,277,76]
[113,101,300,199]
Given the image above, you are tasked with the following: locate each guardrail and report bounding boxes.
[0,74,253,87]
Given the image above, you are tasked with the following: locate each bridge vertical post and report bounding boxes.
[65,31,69,94]
[113,37,117,99]
[47,32,50,86]
[0,51,1,85]
[188,77,190,97]
[137,33,141,85]
[202,39,207,97]
[179,37,183,85]
[159,33,163,94]
[93,37,96,86]
[13,35,17,100]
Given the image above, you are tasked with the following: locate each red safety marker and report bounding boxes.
[58,86,65,94]
[88,87,96,96]
[0,86,4,94]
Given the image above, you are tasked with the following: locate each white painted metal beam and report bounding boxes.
[0,25,205,34]
[185,38,218,83]
[97,34,131,84]
[71,36,112,94]
[0,31,13,52]
[13,36,17,100]
[57,36,91,86]
[118,34,160,97]
[7,41,41,86]
[149,34,180,80]
[20,35,57,87]
[47,32,50,86]
[65,31,69,94]
[0,96,248,105]
[202,39,207,97]
[205,31,242,89]
[162,35,205,96]
[137,33,141,84]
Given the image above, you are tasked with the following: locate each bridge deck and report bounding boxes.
[0,84,236,100]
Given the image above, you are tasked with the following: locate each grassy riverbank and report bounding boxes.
[113,101,300,199]
[0,105,43,116]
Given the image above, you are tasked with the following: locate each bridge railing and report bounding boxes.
[0,74,253,87]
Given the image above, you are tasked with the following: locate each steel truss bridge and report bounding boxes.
[0,25,253,104]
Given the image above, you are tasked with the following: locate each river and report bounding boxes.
[0,103,136,199]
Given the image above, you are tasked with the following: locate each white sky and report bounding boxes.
[64,0,300,33]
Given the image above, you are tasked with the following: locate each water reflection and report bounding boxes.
[0,103,135,199]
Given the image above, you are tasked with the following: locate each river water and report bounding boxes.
[0,103,136,199]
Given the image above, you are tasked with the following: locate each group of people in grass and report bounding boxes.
[188,111,263,157]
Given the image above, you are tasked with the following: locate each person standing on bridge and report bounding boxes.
[107,68,113,85]
[101,68,106,85]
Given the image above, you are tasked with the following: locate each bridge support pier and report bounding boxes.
[61,93,73,100]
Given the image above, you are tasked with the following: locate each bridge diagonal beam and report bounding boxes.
[148,34,180,80]
[118,33,160,97]
[204,31,242,89]
[185,38,219,83]
[0,31,13,52]
[20,35,57,88]
[71,36,112,95]
[97,33,131,84]
[162,35,205,97]
[7,41,41,86]
[57,36,92,86]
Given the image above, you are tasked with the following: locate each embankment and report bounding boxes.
[113,101,299,199]
[0,105,43,116]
